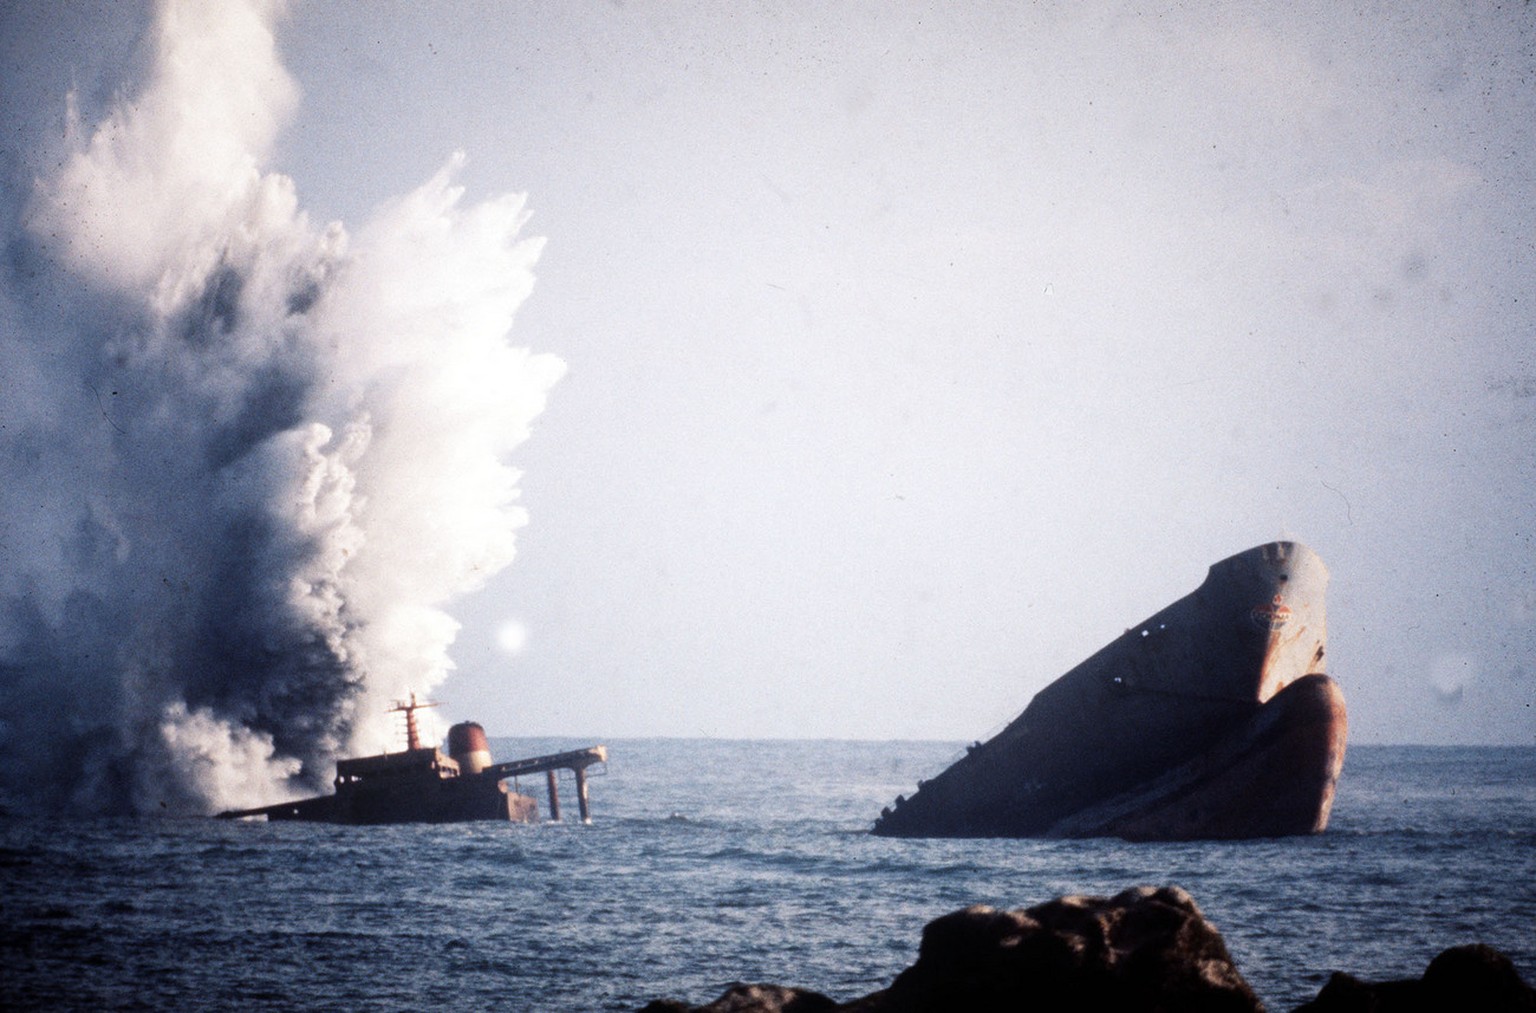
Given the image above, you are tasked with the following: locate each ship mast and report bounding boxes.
[388,692,439,751]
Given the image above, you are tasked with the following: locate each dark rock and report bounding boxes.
[641,886,1261,1012]
[638,983,838,1013]
[639,889,1533,1013]
[1295,942,1536,1012]
[854,885,1260,1012]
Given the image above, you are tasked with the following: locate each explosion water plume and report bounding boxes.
[0,0,563,815]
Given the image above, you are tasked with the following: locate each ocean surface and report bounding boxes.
[3,741,1533,1011]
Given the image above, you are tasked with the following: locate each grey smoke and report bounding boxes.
[0,0,561,815]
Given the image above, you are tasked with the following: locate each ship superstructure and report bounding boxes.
[219,695,607,825]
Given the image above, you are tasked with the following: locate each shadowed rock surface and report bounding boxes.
[641,886,1261,1012]
[640,984,838,1013]
[1294,943,1536,1012]
[639,888,1532,1013]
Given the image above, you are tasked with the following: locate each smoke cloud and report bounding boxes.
[0,0,562,815]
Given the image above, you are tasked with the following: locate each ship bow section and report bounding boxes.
[872,541,1346,841]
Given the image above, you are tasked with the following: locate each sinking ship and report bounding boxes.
[218,695,607,825]
[873,541,1347,841]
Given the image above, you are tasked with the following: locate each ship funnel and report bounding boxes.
[447,721,493,775]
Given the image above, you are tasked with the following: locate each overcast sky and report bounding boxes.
[5,1,1534,748]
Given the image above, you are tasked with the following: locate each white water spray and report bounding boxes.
[0,0,562,814]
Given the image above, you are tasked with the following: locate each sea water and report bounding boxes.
[3,742,1532,1011]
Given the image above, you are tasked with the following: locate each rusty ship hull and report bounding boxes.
[218,710,607,826]
[872,541,1347,841]
[238,746,541,825]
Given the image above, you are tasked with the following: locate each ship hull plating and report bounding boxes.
[872,542,1347,841]
[259,773,539,825]
[218,732,608,826]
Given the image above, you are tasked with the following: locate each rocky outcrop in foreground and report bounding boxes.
[640,886,1533,1013]
[1295,943,1536,1012]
